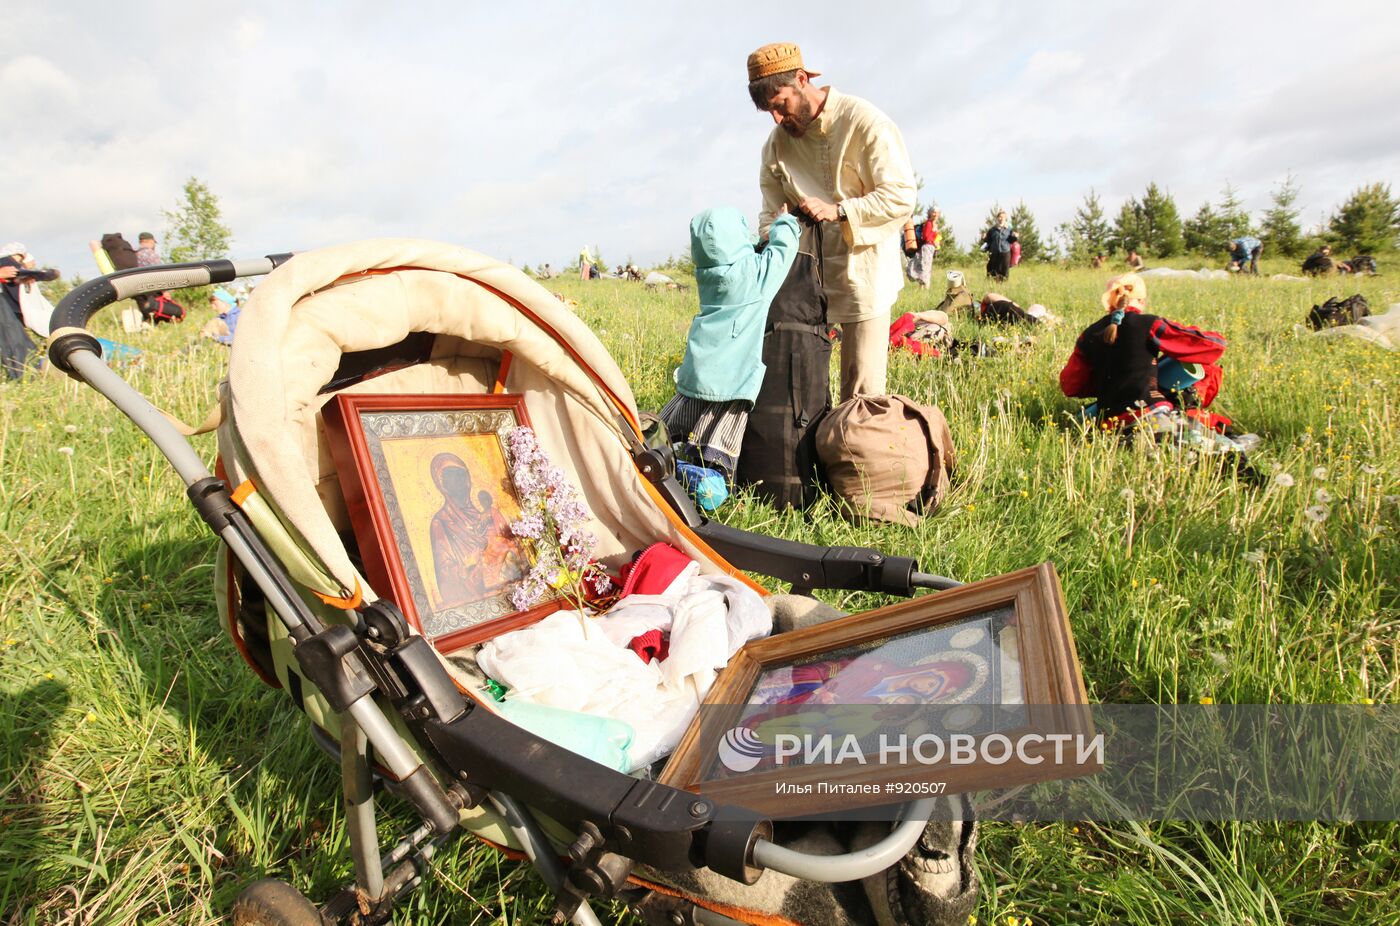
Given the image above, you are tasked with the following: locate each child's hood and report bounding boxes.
[690,207,756,269]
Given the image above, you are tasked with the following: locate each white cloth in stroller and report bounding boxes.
[478,569,771,770]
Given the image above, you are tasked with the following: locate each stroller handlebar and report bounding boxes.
[47,255,294,373]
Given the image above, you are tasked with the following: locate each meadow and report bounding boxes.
[0,255,1396,925]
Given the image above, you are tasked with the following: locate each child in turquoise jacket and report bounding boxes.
[660,205,801,478]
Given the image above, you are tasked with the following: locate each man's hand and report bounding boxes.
[0,266,17,282]
[798,196,840,223]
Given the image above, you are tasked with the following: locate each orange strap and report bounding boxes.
[492,350,513,394]
[312,577,364,610]
[230,479,257,507]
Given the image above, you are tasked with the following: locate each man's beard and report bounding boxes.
[780,94,816,137]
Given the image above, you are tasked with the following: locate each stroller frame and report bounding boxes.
[49,255,960,926]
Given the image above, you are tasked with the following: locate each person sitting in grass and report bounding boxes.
[200,288,242,345]
[659,204,800,478]
[1059,273,1245,442]
[1301,244,1343,276]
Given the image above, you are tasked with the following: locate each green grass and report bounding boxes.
[1,258,1397,924]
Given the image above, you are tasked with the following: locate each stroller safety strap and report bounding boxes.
[157,398,224,436]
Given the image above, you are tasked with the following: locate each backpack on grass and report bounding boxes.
[1307,294,1370,330]
[149,294,186,325]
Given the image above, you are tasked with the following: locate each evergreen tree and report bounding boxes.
[1259,173,1304,258]
[1008,200,1044,261]
[1111,183,1184,258]
[1328,182,1400,254]
[1065,188,1111,258]
[1217,182,1251,240]
[1109,199,1143,255]
[1183,202,1226,254]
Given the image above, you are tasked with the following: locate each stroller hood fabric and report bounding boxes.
[223,238,749,604]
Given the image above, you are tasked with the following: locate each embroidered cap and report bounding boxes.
[747,42,821,82]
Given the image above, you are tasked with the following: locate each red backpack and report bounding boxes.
[149,294,186,324]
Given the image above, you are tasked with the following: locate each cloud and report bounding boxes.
[4,0,1398,281]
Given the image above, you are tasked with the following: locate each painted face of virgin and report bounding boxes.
[441,466,473,505]
[765,83,816,138]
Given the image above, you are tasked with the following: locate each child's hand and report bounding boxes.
[779,203,789,215]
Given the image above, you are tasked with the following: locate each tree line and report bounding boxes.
[918,179,1399,265]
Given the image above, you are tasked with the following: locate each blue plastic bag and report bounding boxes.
[675,462,729,511]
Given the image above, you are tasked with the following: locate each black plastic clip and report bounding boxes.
[295,625,376,714]
[188,478,240,532]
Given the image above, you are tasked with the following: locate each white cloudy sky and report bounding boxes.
[6,0,1399,276]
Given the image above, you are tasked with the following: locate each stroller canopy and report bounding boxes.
[223,238,743,602]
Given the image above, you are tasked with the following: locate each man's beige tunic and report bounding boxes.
[758,87,916,325]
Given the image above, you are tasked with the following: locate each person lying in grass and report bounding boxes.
[1059,273,1240,439]
[659,205,800,476]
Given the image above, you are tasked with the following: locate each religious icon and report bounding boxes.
[324,394,561,652]
[660,564,1095,816]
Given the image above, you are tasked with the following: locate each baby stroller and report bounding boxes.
[47,240,978,926]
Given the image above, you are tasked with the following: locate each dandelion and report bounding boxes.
[85,712,97,723]
[1120,488,1134,501]
[99,427,114,436]
[1361,464,1379,475]
[1199,696,1214,705]
[1361,698,1376,706]
[1314,488,1333,504]
[1304,505,1329,523]
[1242,550,1264,564]
[1209,652,1229,669]
[63,424,77,434]
[1273,473,1295,488]
[1311,466,1328,480]
[57,446,74,456]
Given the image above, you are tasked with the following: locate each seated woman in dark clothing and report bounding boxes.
[1059,274,1239,439]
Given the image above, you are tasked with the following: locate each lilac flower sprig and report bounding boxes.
[505,426,612,612]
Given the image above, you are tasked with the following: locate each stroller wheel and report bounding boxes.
[230,879,325,926]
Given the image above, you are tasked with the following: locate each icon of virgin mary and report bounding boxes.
[427,451,524,608]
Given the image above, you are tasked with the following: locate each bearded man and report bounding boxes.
[748,42,917,400]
